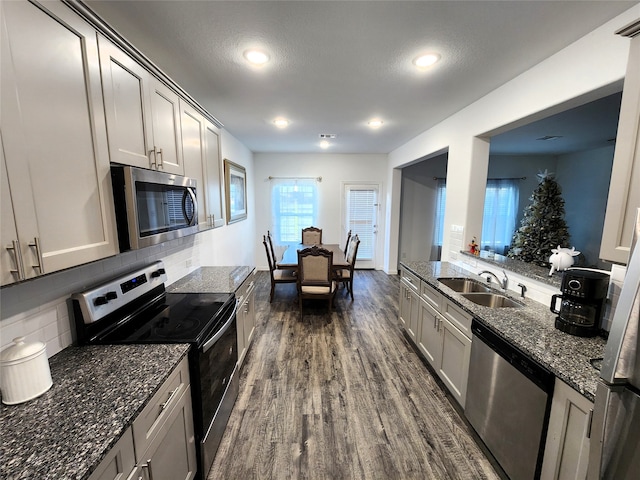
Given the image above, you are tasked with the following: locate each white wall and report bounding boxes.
[400,153,447,262]
[557,145,615,268]
[385,5,640,274]
[0,130,254,358]
[253,153,388,270]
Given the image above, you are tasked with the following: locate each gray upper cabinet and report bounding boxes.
[600,22,640,265]
[98,35,184,175]
[0,0,118,285]
[180,100,224,228]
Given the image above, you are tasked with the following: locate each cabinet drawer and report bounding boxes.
[420,281,442,310]
[441,298,473,339]
[401,269,419,292]
[132,356,190,460]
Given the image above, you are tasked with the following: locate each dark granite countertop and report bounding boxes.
[0,344,190,480]
[167,265,255,294]
[400,261,605,402]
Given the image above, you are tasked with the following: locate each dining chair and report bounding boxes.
[266,230,277,265]
[297,245,336,317]
[337,235,360,300]
[301,226,322,245]
[343,229,352,255]
[263,235,296,302]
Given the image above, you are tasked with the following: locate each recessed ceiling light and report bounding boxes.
[320,140,330,149]
[244,49,270,65]
[273,118,289,128]
[368,119,384,129]
[413,53,441,68]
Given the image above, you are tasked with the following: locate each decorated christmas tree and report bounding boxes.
[507,170,570,266]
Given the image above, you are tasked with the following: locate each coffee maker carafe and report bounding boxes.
[550,269,609,337]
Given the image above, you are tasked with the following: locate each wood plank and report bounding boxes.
[209,271,501,480]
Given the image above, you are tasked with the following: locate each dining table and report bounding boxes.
[276,243,349,270]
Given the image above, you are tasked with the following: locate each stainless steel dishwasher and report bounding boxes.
[465,320,555,480]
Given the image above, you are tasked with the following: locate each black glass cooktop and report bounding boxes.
[96,292,234,346]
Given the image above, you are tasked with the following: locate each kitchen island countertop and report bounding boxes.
[401,261,606,402]
[0,343,190,480]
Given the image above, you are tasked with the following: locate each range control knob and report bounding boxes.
[93,296,108,306]
[105,291,118,300]
[151,268,166,278]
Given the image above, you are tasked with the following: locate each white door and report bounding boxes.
[343,184,379,269]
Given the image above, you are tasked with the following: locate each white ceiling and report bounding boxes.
[85,0,637,155]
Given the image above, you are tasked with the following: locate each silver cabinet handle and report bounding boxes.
[156,148,163,168]
[141,459,154,480]
[6,240,25,280]
[28,237,44,274]
[160,387,179,412]
[148,147,157,169]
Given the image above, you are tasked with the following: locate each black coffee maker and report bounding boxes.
[550,269,609,337]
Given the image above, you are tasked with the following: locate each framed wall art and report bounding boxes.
[224,159,247,224]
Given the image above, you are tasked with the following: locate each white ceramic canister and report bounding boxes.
[0,336,53,405]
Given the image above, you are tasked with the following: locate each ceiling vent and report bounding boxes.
[319,134,337,139]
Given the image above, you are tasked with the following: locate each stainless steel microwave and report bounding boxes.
[111,165,198,251]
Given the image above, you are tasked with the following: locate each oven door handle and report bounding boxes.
[202,299,239,353]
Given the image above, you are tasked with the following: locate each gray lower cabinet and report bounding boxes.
[89,357,196,480]
[88,428,136,480]
[541,378,594,480]
[400,268,472,407]
[399,269,420,341]
[237,270,257,367]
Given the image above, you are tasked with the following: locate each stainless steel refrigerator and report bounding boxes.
[588,210,640,479]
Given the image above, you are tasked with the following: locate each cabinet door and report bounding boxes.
[150,80,184,175]
[1,0,117,278]
[244,278,256,345]
[541,379,593,480]
[236,292,247,365]
[137,388,197,480]
[438,319,471,408]
[1,136,21,286]
[407,288,420,341]
[417,300,442,367]
[88,428,136,480]
[98,35,154,170]
[399,281,412,329]
[180,100,208,226]
[600,33,640,264]
[204,120,224,227]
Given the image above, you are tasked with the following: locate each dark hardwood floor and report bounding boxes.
[208,270,500,480]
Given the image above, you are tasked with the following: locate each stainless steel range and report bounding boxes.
[71,261,239,480]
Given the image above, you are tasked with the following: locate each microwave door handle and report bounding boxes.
[183,188,198,226]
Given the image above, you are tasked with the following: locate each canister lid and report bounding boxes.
[0,337,46,363]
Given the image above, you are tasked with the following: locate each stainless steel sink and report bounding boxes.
[460,292,523,308]
[437,277,493,293]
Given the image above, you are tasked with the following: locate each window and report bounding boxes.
[481,179,519,253]
[433,179,519,254]
[433,179,447,247]
[271,179,318,244]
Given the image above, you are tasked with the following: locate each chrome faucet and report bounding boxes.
[479,269,508,290]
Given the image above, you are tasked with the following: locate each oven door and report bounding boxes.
[196,299,240,478]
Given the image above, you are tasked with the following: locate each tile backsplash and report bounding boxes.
[0,234,205,358]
